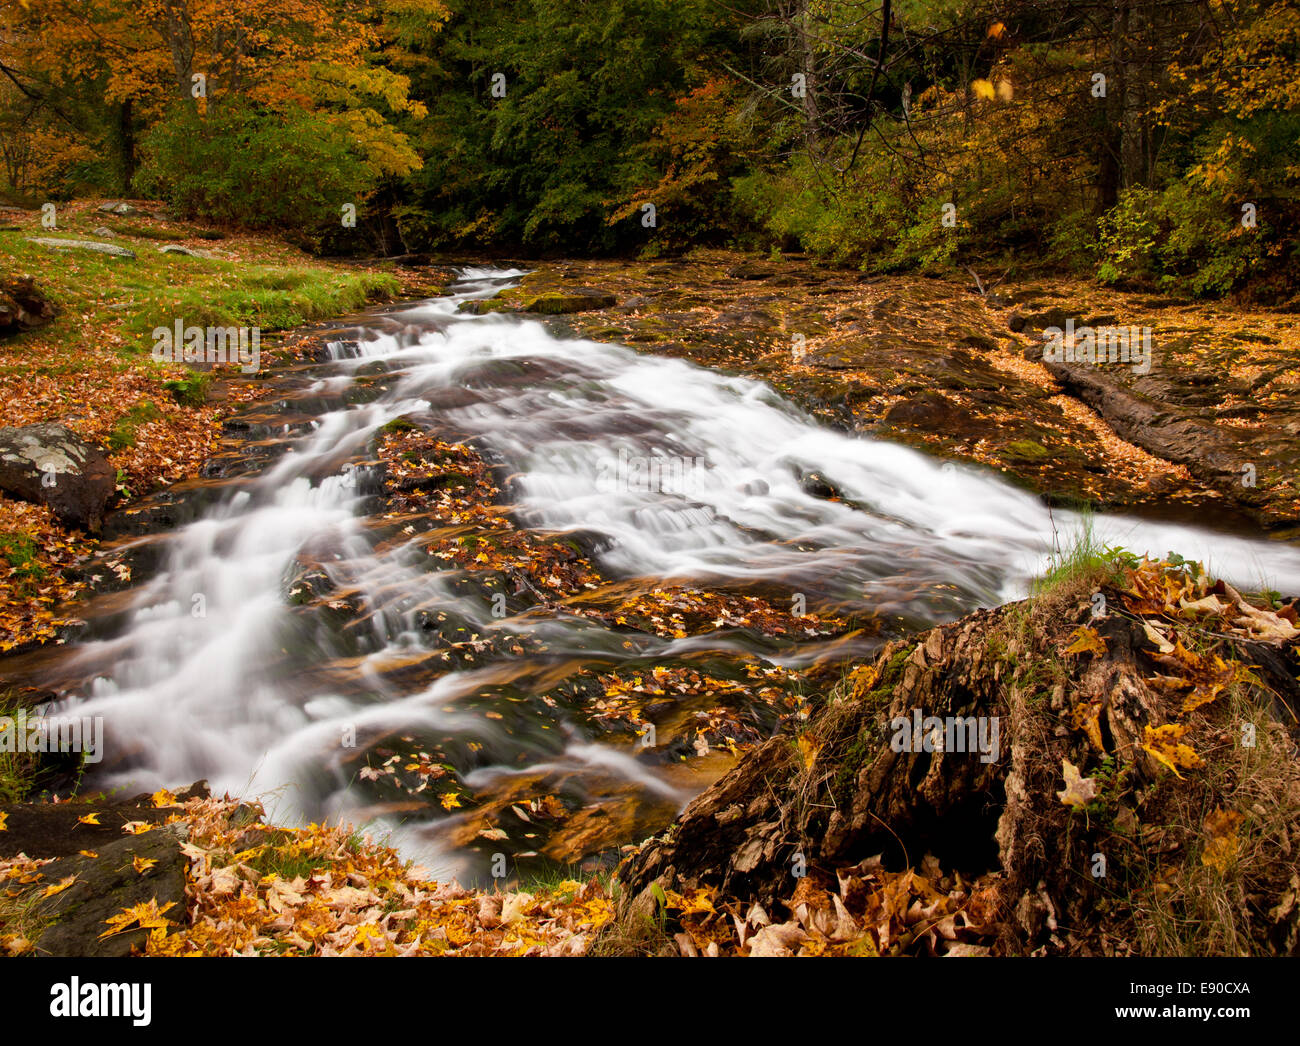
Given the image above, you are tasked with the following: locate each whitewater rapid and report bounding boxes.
[42,266,1300,877]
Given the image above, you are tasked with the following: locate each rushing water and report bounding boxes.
[13,267,1300,880]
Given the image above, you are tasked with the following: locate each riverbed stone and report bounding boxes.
[522,288,617,314]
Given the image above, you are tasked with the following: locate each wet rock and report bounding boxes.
[718,309,776,328]
[27,825,188,957]
[0,422,116,532]
[883,391,973,432]
[798,471,842,500]
[0,798,175,861]
[644,699,678,722]
[0,275,56,336]
[523,288,617,314]
[27,237,136,260]
[727,262,776,280]
[1000,439,1051,465]
[1008,306,1075,334]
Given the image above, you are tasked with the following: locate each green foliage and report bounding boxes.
[732,154,961,274]
[1097,183,1267,296]
[4,0,1297,293]
[162,373,210,407]
[396,0,720,252]
[0,532,45,588]
[135,105,376,239]
[0,690,37,804]
[108,400,162,450]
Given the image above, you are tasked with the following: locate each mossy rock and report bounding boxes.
[1001,439,1050,464]
[523,288,617,314]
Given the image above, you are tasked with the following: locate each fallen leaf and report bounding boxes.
[1056,759,1098,808]
[1063,625,1107,657]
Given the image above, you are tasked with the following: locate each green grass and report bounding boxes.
[161,372,210,407]
[107,400,162,450]
[100,220,176,241]
[0,690,36,803]
[0,219,400,373]
[1032,512,1136,598]
[506,859,616,898]
[0,532,46,597]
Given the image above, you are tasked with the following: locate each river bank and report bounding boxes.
[3,228,1299,956]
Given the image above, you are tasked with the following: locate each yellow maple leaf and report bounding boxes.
[0,811,7,832]
[1070,701,1106,753]
[133,856,158,874]
[439,792,462,811]
[76,813,101,826]
[41,875,77,898]
[1063,625,1107,657]
[1201,808,1245,874]
[98,898,176,939]
[151,788,178,808]
[77,850,98,858]
[848,663,879,701]
[1142,723,1202,778]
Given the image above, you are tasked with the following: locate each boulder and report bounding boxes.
[0,276,56,336]
[0,422,116,532]
[27,825,189,957]
[523,288,617,314]
[26,237,136,260]
[96,201,144,216]
[158,243,212,259]
[91,226,117,238]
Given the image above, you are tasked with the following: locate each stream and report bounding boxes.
[11,267,1300,883]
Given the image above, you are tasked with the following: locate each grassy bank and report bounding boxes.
[0,199,407,652]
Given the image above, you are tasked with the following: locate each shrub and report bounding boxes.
[135,104,376,242]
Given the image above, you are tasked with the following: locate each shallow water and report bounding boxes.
[18,267,1300,881]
